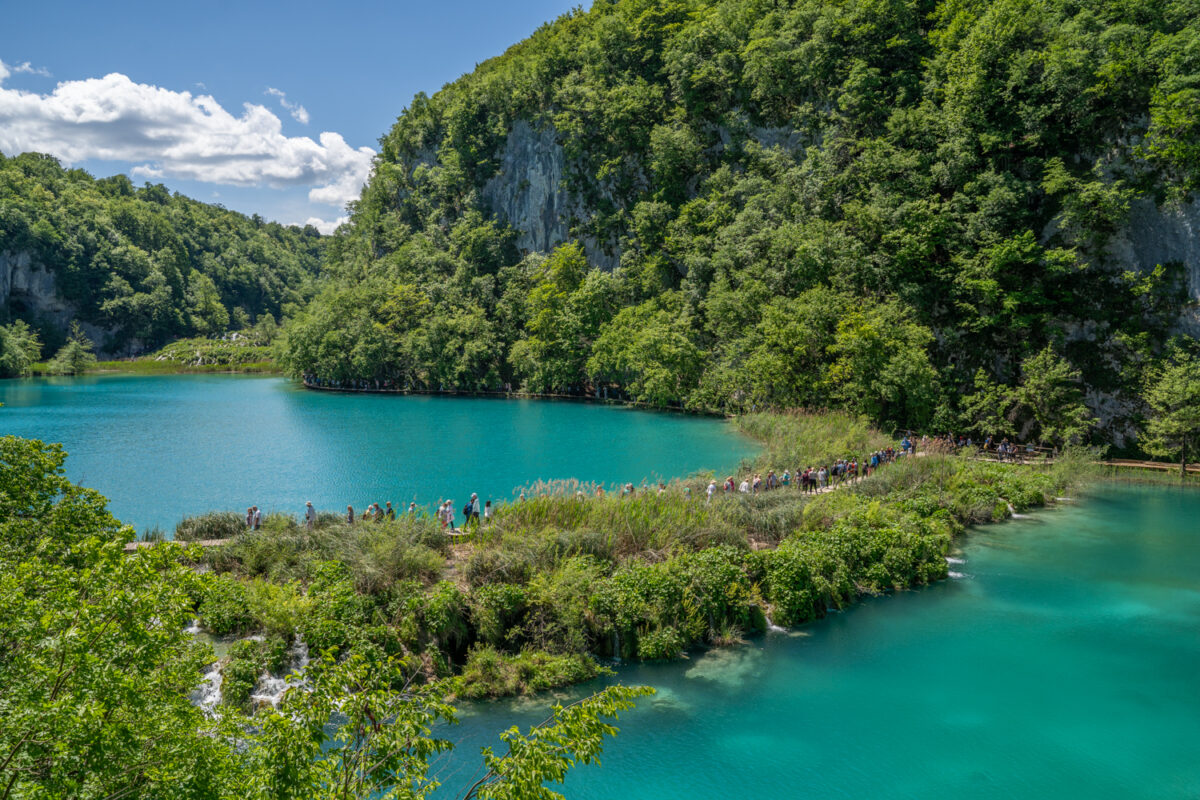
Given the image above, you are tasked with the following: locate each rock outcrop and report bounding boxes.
[1,249,117,353]
[481,120,622,270]
[1111,196,1200,333]
[0,250,70,323]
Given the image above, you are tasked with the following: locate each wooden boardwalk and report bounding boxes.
[1101,458,1199,473]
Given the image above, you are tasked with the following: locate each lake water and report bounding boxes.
[0,375,757,532]
[431,484,1200,799]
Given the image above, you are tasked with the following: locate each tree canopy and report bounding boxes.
[277,0,1199,443]
[0,153,324,356]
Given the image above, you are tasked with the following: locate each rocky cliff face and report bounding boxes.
[481,120,622,270]
[479,119,808,271]
[1,249,116,354]
[1112,196,1200,333]
[1,249,72,323]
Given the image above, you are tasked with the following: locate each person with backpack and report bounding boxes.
[465,493,480,529]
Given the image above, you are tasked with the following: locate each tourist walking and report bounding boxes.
[305,501,316,530]
[706,480,716,503]
[347,505,355,525]
[246,507,254,529]
[252,506,261,530]
[483,500,492,523]
[385,501,395,520]
[467,493,480,529]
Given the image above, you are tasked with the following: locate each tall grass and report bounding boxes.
[736,409,891,468]
[205,514,449,591]
[176,511,246,541]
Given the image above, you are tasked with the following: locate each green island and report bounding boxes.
[181,412,1093,702]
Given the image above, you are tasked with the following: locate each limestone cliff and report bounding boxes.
[1,249,117,354]
[478,119,806,271]
[1111,196,1200,334]
[481,120,621,270]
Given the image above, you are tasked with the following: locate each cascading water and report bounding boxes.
[190,663,223,714]
[764,616,786,633]
[612,631,622,662]
[1006,502,1031,519]
[249,635,311,709]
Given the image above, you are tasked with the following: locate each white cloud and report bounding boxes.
[0,64,373,210]
[6,60,52,78]
[265,86,310,125]
[301,215,348,234]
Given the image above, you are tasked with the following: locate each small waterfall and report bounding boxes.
[249,635,310,709]
[764,614,786,634]
[1006,502,1031,519]
[184,618,202,635]
[190,663,223,713]
[945,557,965,565]
[612,631,622,662]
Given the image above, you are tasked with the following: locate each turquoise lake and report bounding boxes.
[432,484,1200,799]
[0,375,757,532]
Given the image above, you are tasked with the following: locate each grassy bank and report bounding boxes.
[32,336,280,376]
[175,410,1092,706]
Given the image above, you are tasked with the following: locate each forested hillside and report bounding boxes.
[279,0,1200,444]
[0,152,323,356]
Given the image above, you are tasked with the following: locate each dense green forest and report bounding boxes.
[280,0,1200,443]
[0,152,323,358]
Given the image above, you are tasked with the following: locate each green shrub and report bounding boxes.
[456,646,606,699]
[463,546,534,587]
[424,581,470,656]
[470,583,527,648]
[197,573,253,635]
[244,579,310,639]
[636,627,685,660]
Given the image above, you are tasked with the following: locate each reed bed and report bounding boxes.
[185,410,1098,700]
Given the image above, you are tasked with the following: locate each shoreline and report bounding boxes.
[298,377,731,418]
[178,412,1095,704]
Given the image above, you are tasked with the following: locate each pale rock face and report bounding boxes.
[481,120,621,270]
[0,249,119,354]
[1111,195,1200,333]
[0,249,72,321]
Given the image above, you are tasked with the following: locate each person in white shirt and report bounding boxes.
[739,479,750,493]
[706,481,716,503]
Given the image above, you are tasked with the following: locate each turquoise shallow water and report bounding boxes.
[0,375,756,532]
[431,484,1200,799]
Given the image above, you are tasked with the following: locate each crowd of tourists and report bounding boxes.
[256,434,1004,533]
[275,495,495,533]
[920,432,1044,461]
[700,441,912,503]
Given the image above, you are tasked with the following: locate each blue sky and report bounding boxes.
[0,0,579,231]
